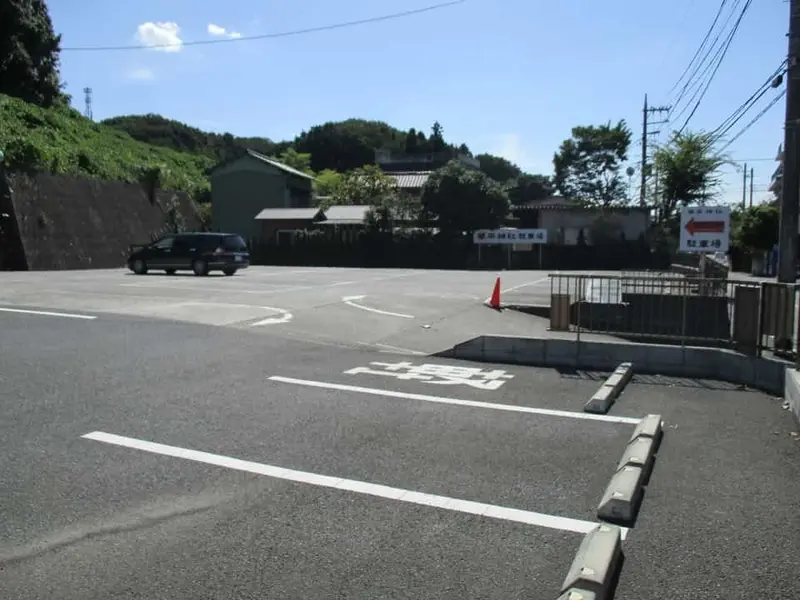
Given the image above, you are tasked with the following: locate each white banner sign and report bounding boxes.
[473,228,547,245]
[679,205,730,253]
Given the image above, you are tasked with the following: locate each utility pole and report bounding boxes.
[778,0,800,282]
[750,166,754,207]
[742,163,748,209]
[639,94,671,207]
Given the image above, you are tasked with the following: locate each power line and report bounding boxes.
[670,0,741,117]
[670,0,745,122]
[666,0,729,101]
[710,62,787,141]
[716,90,785,153]
[61,0,466,52]
[676,0,753,134]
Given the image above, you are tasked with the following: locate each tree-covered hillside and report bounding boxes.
[102,115,477,176]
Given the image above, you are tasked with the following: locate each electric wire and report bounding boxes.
[716,90,785,154]
[61,0,466,52]
[666,0,729,101]
[709,61,786,142]
[676,0,753,134]
[670,0,746,122]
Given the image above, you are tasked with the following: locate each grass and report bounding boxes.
[0,94,214,197]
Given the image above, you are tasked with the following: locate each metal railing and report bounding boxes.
[548,272,798,358]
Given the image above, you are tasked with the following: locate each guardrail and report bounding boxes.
[548,273,799,359]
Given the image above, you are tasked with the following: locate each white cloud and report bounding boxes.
[135,22,183,52]
[127,67,155,81]
[207,23,242,39]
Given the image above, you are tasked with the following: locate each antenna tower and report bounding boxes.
[83,87,93,120]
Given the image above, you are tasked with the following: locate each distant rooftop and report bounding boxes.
[322,205,371,225]
[254,207,322,220]
[386,171,432,189]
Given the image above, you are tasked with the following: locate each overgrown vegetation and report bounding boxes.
[0,94,214,197]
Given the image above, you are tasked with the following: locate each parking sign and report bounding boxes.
[679,206,730,253]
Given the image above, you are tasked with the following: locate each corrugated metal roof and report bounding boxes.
[323,205,371,224]
[386,171,431,189]
[254,208,322,220]
[247,150,316,181]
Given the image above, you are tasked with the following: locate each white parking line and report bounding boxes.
[0,307,97,320]
[268,376,641,425]
[342,296,414,319]
[501,277,550,294]
[82,431,623,537]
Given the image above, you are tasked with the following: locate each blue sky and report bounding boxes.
[50,0,787,206]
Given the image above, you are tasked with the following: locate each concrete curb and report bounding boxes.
[784,368,800,424]
[584,362,634,414]
[629,413,664,450]
[597,414,663,525]
[441,335,788,396]
[557,590,597,600]
[560,524,622,600]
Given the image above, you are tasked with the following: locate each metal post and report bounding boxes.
[749,166,755,207]
[778,0,800,282]
[640,95,648,207]
[742,163,748,210]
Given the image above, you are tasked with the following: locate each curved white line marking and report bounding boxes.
[342,295,414,319]
[250,306,293,326]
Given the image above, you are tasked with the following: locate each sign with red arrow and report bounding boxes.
[684,218,725,235]
[679,205,730,253]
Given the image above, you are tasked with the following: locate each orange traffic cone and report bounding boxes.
[487,276,501,309]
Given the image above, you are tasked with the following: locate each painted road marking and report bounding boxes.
[81,431,624,537]
[342,295,414,319]
[345,361,514,391]
[250,306,293,326]
[373,343,427,356]
[500,277,550,294]
[268,376,641,425]
[0,307,97,320]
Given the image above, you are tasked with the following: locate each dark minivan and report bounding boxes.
[127,232,250,276]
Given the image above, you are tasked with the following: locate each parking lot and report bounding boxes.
[1,267,798,599]
[0,267,554,354]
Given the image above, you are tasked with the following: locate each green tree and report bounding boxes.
[330,165,397,206]
[476,153,522,183]
[0,0,64,107]
[275,148,313,174]
[429,121,445,152]
[404,128,420,153]
[313,169,343,200]
[653,131,727,221]
[506,173,554,204]
[553,120,632,206]
[735,204,779,252]
[421,161,510,233]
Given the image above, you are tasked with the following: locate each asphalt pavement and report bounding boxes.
[0,308,627,600]
[607,375,800,600]
[1,267,798,599]
[0,267,555,354]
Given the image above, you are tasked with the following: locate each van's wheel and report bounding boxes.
[222,267,237,276]
[132,259,148,275]
[192,259,209,276]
